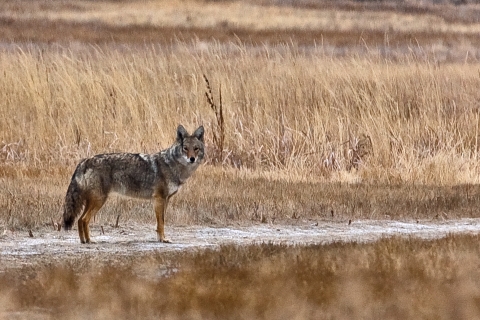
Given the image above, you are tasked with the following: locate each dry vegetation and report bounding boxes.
[2,0,480,318]
[3,235,480,319]
[2,44,480,182]
[3,43,480,230]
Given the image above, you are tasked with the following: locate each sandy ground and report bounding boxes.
[2,218,480,270]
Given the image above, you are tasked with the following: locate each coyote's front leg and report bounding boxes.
[154,196,171,243]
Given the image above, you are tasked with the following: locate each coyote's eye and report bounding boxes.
[182,146,188,152]
[194,147,199,152]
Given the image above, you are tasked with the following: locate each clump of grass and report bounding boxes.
[2,235,480,319]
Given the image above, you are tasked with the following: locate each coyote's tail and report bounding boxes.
[63,169,84,230]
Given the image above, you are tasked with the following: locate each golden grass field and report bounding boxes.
[2,0,480,318]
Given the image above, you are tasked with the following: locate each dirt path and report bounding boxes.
[2,218,480,269]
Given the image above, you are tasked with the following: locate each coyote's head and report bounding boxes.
[175,125,205,165]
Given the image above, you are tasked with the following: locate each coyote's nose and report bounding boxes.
[189,157,196,163]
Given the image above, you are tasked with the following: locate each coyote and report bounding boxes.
[63,125,205,244]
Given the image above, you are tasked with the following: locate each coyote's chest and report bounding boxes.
[167,181,182,197]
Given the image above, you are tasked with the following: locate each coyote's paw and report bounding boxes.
[157,233,172,243]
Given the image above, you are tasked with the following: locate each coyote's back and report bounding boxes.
[63,124,205,244]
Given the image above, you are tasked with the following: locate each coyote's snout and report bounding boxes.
[63,125,205,244]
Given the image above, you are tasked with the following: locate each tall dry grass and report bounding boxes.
[1,42,480,229]
[2,234,480,319]
[1,43,480,184]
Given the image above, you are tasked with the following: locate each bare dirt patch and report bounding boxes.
[2,218,480,270]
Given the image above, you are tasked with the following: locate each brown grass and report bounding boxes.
[2,235,480,319]
[2,44,480,176]
[2,41,480,229]
[3,166,480,231]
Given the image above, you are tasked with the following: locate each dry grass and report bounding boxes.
[2,42,480,228]
[3,166,480,231]
[2,235,480,319]
[2,44,480,178]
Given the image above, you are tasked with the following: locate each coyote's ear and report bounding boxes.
[177,125,188,142]
[193,126,205,143]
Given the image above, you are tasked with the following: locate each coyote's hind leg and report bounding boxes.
[78,197,106,244]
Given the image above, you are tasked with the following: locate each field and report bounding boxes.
[2,0,480,318]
